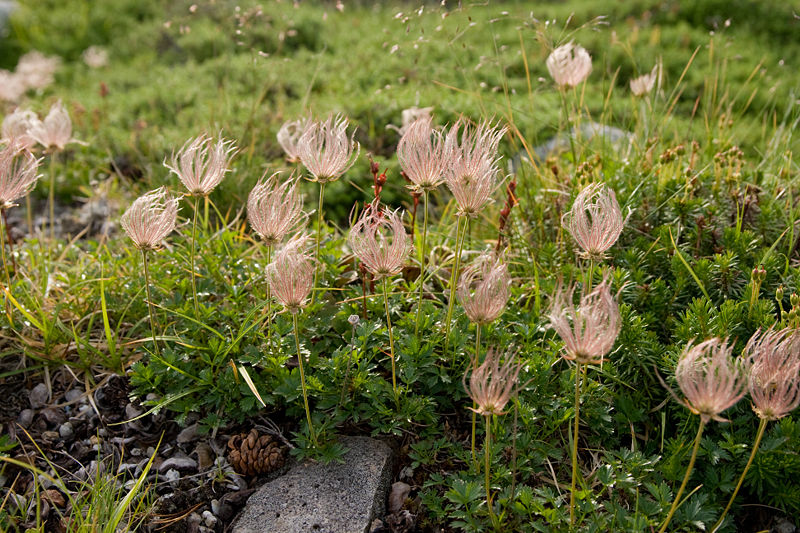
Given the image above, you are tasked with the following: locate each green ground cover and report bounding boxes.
[1,0,800,531]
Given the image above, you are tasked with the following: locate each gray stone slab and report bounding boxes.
[233,437,393,533]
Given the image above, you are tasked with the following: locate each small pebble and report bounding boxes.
[59,422,75,441]
[17,409,34,428]
[29,383,48,409]
[202,510,218,528]
[177,423,199,444]
[40,407,65,425]
[64,388,84,403]
[164,468,180,486]
[159,453,197,473]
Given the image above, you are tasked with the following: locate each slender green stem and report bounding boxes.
[311,182,326,305]
[292,312,317,447]
[190,196,200,316]
[658,418,707,533]
[414,190,429,337]
[25,195,32,238]
[0,208,11,321]
[445,216,467,361]
[265,244,273,353]
[48,152,57,247]
[471,323,482,468]
[711,418,768,533]
[382,276,397,396]
[559,90,578,166]
[141,249,160,356]
[570,362,582,528]
[484,414,497,528]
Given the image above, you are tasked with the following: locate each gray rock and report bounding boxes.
[177,423,199,443]
[29,383,49,409]
[58,422,75,441]
[158,453,197,473]
[233,437,393,533]
[64,388,84,404]
[17,409,34,428]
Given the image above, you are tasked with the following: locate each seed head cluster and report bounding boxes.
[348,200,411,279]
[549,277,621,365]
[745,328,800,421]
[562,182,624,259]
[120,187,180,251]
[277,117,309,164]
[397,115,449,192]
[28,100,77,151]
[298,114,359,183]
[464,347,522,416]
[247,172,306,246]
[0,142,42,209]
[675,338,748,423]
[546,42,592,88]
[166,134,237,196]
[457,252,510,325]
[267,234,315,314]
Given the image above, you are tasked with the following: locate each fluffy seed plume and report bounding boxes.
[562,183,624,259]
[675,338,748,423]
[444,118,507,217]
[397,115,448,192]
[266,233,314,314]
[277,117,309,163]
[15,51,60,91]
[745,328,800,421]
[120,187,180,251]
[464,347,522,416]
[297,114,359,183]
[165,134,237,196]
[29,100,76,151]
[549,276,621,365]
[0,142,42,209]
[630,63,660,97]
[546,42,592,88]
[348,200,411,279]
[457,252,511,325]
[2,109,38,150]
[247,172,306,246]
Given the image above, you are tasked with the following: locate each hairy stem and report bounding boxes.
[311,182,326,305]
[471,322,482,468]
[142,249,160,356]
[658,418,706,533]
[414,190,429,337]
[48,152,57,248]
[445,216,467,361]
[570,362,582,528]
[382,276,397,396]
[265,244,273,353]
[711,418,768,533]
[190,195,200,316]
[484,414,497,528]
[0,208,11,321]
[292,312,317,447]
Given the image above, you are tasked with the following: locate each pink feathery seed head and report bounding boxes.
[457,251,511,325]
[2,108,38,150]
[277,117,310,163]
[444,118,507,217]
[29,100,76,151]
[165,134,237,196]
[298,114,359,183]
[15,51,60,91]
[562,182,624,260]
[266,233,314,314]
[0,142,42,209]
[745,328,800,421]
[397,114,448,192]
[548,275,621,365]
[675,338,749,423]
[630,62,660,97]
[348,200,411,279]
[463,347,522,416]
[120,187,180,251]
[247,171,307,247]
[0,71,27,103]
[546,41,592,88]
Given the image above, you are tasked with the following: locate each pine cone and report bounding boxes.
[227,429,286,476]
